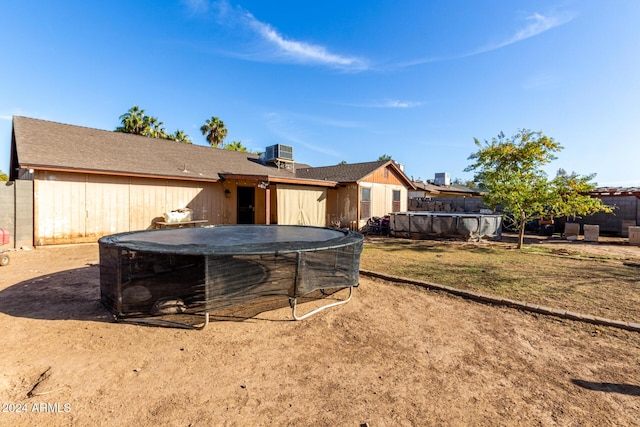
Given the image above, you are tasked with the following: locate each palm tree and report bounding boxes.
[170,130,192,144]
[116,105,149,135]
[147,116,167,139]
[222,141,248,152]
[200,116,228,148]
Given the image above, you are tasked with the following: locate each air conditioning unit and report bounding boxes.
[265,144,294,162]
[435,172,450,186]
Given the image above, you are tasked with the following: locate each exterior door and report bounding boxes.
[237,186,255,224]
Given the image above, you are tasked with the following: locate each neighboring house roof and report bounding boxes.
[10,116,330,185]
[296,160,415,188]
[411,180,481,196]
[592,187,640,197]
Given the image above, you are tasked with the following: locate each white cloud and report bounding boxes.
[244,15,367,70]
[398,11,574,68]
[182,0,210,14]
[181,0,210,14]
[338,99,423,109]
[475,12,573,54]
[191,1,368,71]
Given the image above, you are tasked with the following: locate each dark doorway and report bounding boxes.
[237,187,255,224]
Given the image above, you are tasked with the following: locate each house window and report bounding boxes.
[384,168,389,178]
[392,190,401,212]
[361,187,371,219]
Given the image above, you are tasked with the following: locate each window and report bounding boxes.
[360,187,371,219]
[392,190,401,212]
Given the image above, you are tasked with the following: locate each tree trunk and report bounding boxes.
[518,218,526,249]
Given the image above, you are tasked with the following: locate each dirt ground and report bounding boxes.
[1,240,640,426]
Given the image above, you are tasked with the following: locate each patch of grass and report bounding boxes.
[361,240,640,323]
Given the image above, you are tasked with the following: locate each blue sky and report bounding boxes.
[1,0,639,186]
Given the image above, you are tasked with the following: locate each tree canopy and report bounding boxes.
[169,130,192,144]
[115,106,191,143]
[200,116,228,148]
[222,140,259,153]
[0,169,8,181]
[465,129,612,249]
[378,154,392,161]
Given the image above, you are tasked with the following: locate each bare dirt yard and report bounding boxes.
[1,238,640,426]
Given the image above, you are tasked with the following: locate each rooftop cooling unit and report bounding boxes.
[265,144,294,162]
[435,172,451,186]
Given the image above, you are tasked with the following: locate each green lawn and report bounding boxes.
[360,239,640,323]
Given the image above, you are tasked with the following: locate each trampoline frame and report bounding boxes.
[99,225,363,328]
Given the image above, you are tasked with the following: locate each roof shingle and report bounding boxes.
[12,116,299,181]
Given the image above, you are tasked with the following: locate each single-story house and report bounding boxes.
[408,178,485,213]
[297,160,415,229]
[4,116,413,246]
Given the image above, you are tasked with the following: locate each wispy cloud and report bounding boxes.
[473,12,573,54]
[398,11,574,68]
[522,72,559,91]
[244,15,368,71]
[189,0,368,71]
[181,0,210,14]
[340,99,423,109]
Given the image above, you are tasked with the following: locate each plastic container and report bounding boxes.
[0,228,10,245]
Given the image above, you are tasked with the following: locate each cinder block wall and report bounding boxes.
[578,196,637,235]
[0,180,33,248]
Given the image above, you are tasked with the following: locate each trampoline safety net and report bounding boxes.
[99,225,363,321]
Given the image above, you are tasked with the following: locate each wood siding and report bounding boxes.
[365,165,408,185]
[34,171,221,245]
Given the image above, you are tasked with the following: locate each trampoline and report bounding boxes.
[99,225,364,328]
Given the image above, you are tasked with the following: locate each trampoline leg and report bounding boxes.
[290,286,353,321]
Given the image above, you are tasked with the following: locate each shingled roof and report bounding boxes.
[296,160,387,182]
[10,116,314,183]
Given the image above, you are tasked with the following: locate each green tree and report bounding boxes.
[170,130,192,144]
[548,168,613,221]
[200,116,228,148]
[378,154,392,161]
[0,169,8,181]
[452,177,478,189]
[116,106,191,143]
[465,129,611,249]
[222,141,248,152]
[147,116,167,139]
[116,105,150,135]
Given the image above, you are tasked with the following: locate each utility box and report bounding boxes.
[583,224,599,242]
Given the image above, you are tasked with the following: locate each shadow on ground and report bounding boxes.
[0,266,111,323]
[0,266,346,327]
[572,379,640,396]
